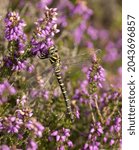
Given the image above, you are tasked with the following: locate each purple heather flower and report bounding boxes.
[30,89,39,98]
[0,145,10,150]
[27,64,35,73]
[3,116,23,134]
[73,26,84,45]
[103,137,107,143]
[98,29,109,41]
[56,135,61,142]
[5,12,26,41]
[73,21,86,45]
[103,41,120,62]
[56,0,74,27]
[80,80,89,95]
[73,2,93,20]
[4,12,26,53]
[43,90,49,100]
[75,110,80,119]
[110,139,115,146]
[63,128,70,137]
[61,135,67,142]
[94,66,105,88]
[27,139,38,150]
[116,117,121,124]
[12,60,27,71]
[18,133,24,140]
[84,143,89,149]
[82,66,89,73]
[16,108,33,119]
[51,130,58,136]
[26,118,44,137]
[84,122,103,150]
[0,80,16,104]
[114,117,121,132]
[87,64,105,88]
[59,146,65,150]
[53,88,61,97]
[2,80,16,95]
[104,48,119,62]
[51,128,73,148]
[106,118,111,126]
[110,126,114,132]
[16,95,27,107]
[57,15,68,27]
[3,56,32,72]
[37,0,53,9]
[67,140,73,147]
[58,0,74,11]
[84,142,99,150]
[87,26,98,41]
[86,41,94,49]
[90,122,103,137]
[73,81,90,104]
[31,6,60,56]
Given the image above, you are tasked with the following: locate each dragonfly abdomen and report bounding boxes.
[54,65,74,122]
[48,46,74,122]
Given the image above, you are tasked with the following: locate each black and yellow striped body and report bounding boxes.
[48,46,74,122]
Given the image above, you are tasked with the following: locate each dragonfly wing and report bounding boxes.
[26,49,102,90]
[60,48,102,66]
[27,65,54,89]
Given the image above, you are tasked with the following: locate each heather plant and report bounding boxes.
[0,0,121,150]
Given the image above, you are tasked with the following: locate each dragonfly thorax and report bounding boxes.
[48,46,58,55]
[48,46,60,64]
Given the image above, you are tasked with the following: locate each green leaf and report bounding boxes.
[70,0,77,4]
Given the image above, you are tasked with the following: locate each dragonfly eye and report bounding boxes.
[38,51,49,59]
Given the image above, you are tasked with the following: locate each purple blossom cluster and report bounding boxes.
[103,116,122,148]
[31,6,60,56]
[72,2,94,45]
[73,1,93,20]
[27,139,38,150]
[0,145,10,150]
[2,11,34,73]
[0,115,23,134]
[0,95,44,149]
[4,12,26,53]
[87,63,105,89]
[26,118,45,137]
[83,114,122,150]
[73,59,105,106]
[37,0,53,9]
[50,128,73,149]
[103,40,121,63]
[56,0,74,27]
[73,79,89,105]
[0,80,16,104]
[72,62,121,149]
[3,56,34,72]
[98,90,121,108]
[30,88,49,101]
[84,122,103,150]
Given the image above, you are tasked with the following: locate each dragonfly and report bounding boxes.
[27,46,102,122]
